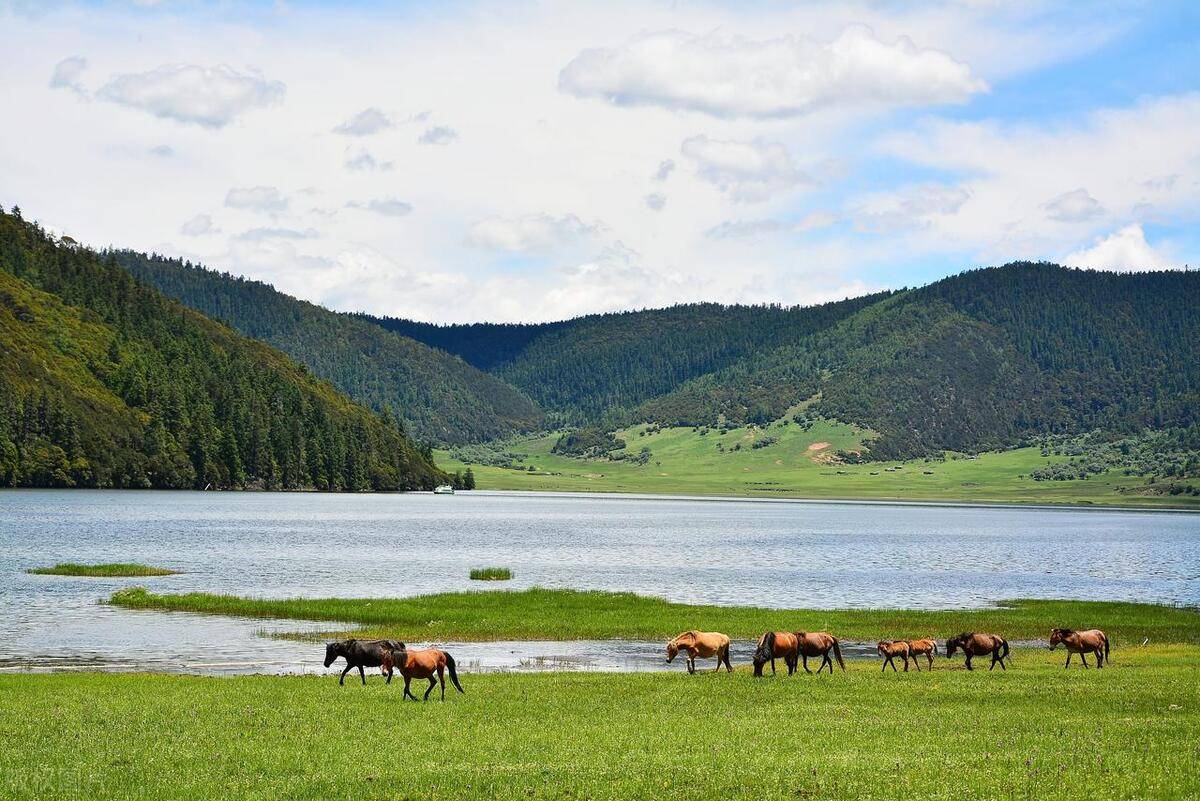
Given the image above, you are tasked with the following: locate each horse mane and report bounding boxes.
[1055,628,1076,636]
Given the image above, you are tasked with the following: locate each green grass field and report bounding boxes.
[2,646,1197,800]
[25,562,179,577]
[108,587,1200,644]
[436,418,1200,508]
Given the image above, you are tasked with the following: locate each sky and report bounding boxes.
[1,1,1198,323]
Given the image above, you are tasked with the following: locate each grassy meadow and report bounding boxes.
[108,587,1200,644]
[436,418,1200,508]
[25,562,179,577]
[2,645,1197,800]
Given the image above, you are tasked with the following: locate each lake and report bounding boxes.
[2,489,1197,674]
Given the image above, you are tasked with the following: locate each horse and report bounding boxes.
[945,632,1009,671]
[381,645,464,702]
[666,631,733,674]
[904,638,939,671]
[323,638,406,685]
[753,631,800,676]
[796,631,846,674]
[877,640,911,672]
[1049,628,1110,669]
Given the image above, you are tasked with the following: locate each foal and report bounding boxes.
[1049,628,1109,668]
[666,631,733,674]
[904,638,939,671]
[877,640,911,672]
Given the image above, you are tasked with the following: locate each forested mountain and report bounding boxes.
[119,253,543,445]
[384,264,1199,460]
[0,207,445,490]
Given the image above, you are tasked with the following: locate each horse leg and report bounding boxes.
[1080,652,1089,669]
[440,666,447,701]
[821,654,831,674]
[1095,648,1104,669]
[358,665,367,685]
[423,677,436,702]
[911,655,920,672]
[926,654,933,671]
[403,675,418,701]
[965,654,974,671]
[903,655,909,672]
[770,657,776,675]
[802,654,812,674]
[339,664,352,686]
[1065,652,1072,668]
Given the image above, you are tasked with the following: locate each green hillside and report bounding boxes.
[0,207,444,491]
[119,252,543,445]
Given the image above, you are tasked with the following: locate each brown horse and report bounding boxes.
[877,640,910,672]
[753,631,799,676]
[666,631,733,674]
[946,632,1009,671]
[904,638,939,671]
[1049,628,1110,669]
[797,632,846,674]
[381,645,464,701]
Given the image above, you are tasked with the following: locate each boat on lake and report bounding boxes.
[433,485,455,495]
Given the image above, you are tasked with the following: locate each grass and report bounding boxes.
[469,567,513,581]
[26,562,178,577]
[107,587,1200,644]
[435,417,1200,508]
[1,646,1198,800]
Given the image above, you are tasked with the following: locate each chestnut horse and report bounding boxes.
[666,631,733,674]
[904,638,939,671]
[946,632,1009,671]
[380,645,464,702]
[797,632,846,674]
[1049,628,1110,669]
[324,638,405,685]
[877,640,911,672]
[753,631,799,676]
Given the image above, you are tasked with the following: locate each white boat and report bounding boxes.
[433,485,455,495]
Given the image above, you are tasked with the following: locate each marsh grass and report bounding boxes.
[27,562,178,577]
[469,567,512,581]
[107,587,1200,644]
[1,645,1197,800]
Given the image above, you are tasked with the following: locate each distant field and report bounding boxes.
[26,562,178,577]
[108,587,1200,645]
[436,417,1199,508]
[2,646,1197,800]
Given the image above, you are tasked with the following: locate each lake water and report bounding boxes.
[1,489,1197,675]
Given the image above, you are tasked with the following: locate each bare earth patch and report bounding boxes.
[806,442,831,452]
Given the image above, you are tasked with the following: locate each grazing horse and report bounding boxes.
[381,645,464,702]
[1049,628,1110,669]
[877,640,911,672]
[666,631,733,674]
[946,632,1009,671]
[753,631,800,676]
[904,638,939,671]
[796,632,846,674]
[323,638,405,685]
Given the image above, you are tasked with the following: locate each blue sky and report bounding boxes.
[1,0,1197,322]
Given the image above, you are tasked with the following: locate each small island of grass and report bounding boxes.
[27,562,179,578]
[469,567,513,581]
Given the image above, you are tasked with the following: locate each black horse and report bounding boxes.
[324,638,406,685]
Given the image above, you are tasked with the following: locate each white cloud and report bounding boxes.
[343,147,393,172]
[97,64,285,128]
[224,186,288,213]
[467,214,597,253]
[49,56,88,93]
[706,211,837,240]
[1042,188,1104,222]
[1064,224,1172,271]
[147,144,174,158]
[233,226,320,242]
[418,125,458,145]
[180,213,215,236]
[854,184,971,233]
[653,159,675,181]
[681,135,806,202]
[348,198,413,217]
[559,26,986,119]
[644,193,666,211]
[332,107,393,136]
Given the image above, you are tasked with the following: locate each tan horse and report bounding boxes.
[380,645,464,702]
[904,638,939,671]
[797,632,846,674]
[752,631,800,676]
[1049,628,1110,669]
[877,640,910,672]
[666,630,732,674]
[946,632,1009,671]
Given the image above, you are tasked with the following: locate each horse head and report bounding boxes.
[1048,628,1070,649]
[323,640,344,668]
[752,632,775,676]
[666,640,679,663]
[876,641,890,656]
[945,634,964,657]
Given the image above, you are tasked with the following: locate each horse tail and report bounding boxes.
[1000,638,1010,661]
[832,638,846,671]
[932,640,939,655]
[1103,633,1111,662]
[445,652,464,694]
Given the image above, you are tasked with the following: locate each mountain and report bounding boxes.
[0,207,445,491]
[385,264,1200,460]
[119,252,543,445]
